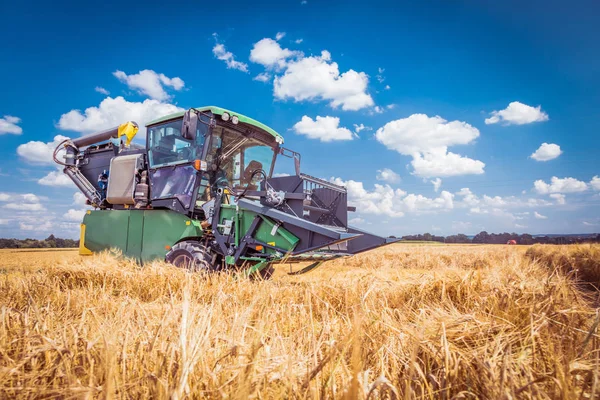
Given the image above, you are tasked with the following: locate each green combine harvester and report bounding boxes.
[54,106,397,278]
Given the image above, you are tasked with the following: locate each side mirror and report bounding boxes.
[182,110,198,140]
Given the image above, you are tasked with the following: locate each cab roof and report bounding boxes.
[146,106,284,144]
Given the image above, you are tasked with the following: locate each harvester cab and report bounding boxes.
[55,106,398,277]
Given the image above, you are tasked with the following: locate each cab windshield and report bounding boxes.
[147,119,207,168]
[206,125,275,190]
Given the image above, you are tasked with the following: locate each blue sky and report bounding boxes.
[1,0,599,239]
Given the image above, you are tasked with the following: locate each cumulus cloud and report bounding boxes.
[275,32,286,41]
[273,50,374,111]
[534,211,548,219]
[253,72,271,82]
[331,177,454,218]
[0,115,23,135]
[549,193,566,204]
[95,86,110,95]
[113,69,184,101]
[0,193,43,204]
[530,143,562,161]
[534,177,588,194]
[5,202,45,211]
[20,220,52,231]
[590,176,600,191]
[17,135,69,165]
[375,115,484,177]
[73,192,88,206]
[375,114,480,154]
[250,38,302,70]
[2,192,45,211]
[456,187,552,213]
[292,115,353,142]
[64,208,87,222]
[38,170,74,187]
[430,178,442,192]
[485,101,549,125]
[57,96,184,136]
[348,217,365,225]
[212,34,249,73]
[353,123,370,134]
[376,168,400,184]
[410,150,485,178]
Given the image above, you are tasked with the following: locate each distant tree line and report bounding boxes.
[399,232,600,245]
[0,234,79,249]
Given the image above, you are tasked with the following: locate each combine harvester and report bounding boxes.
[54,107,397,277]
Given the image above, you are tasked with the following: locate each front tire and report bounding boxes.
[165,241,214,272]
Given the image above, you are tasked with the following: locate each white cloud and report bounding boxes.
[57,96,184,136]
[273,50,374,111]
[385,85,391,90]
[38,170,73,187]
[273,172,291,178]
[534,211,548,219]
[482,195,507,207]
[431,178,442,192]
[456,188,479,207]
[0,193,43,204]
[113,69,184,101]
[95,86,110,95]
[376,67,385,83]
[17,135,69,165]
[212,34,249,73]
[20,220,52,231]
[530,143,562,161]
[549,193,566,204]
[376,168,400,184]
[73,192,88,206]
[331,177,453,218]
[295,38,303,44]
[485,101,549,125]
[64,209,87,222]
[376,114,480,155]
[253,72,271,82]
[583,221,597,226]
[370,106,384,114]
[4,202,44,211]
[0,115,23,135]
[376,115,485,178]
[456,187,553,213]
[250,38,302,70]
[275,32,286,41]
[590,176,600,191]
[292,115,353,142]
[411,150,485,178]
[353,123,371,134]
[348,217,365,225]
[534,177,588,194]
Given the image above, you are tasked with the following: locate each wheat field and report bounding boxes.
[1,243,599,399]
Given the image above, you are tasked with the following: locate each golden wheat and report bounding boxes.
[0,244,598,399]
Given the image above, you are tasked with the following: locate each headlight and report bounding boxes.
[231,115,239,125]
[221,112,230,122]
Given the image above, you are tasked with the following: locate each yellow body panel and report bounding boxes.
[79,224,93,256]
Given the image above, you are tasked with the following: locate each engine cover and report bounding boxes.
[107,154,144,205]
